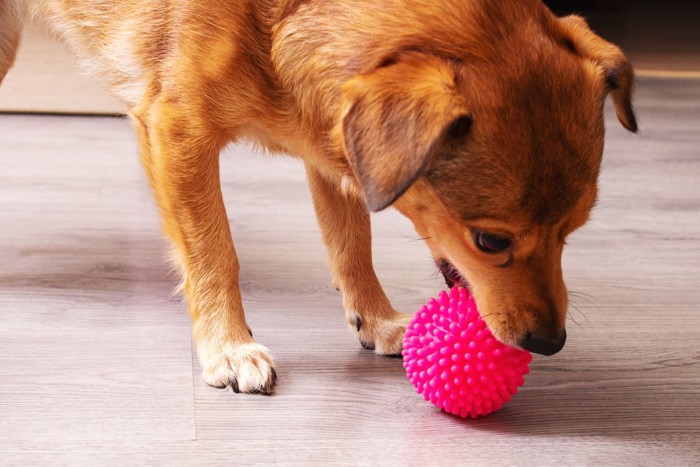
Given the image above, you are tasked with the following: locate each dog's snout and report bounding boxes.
[521,329,566,356]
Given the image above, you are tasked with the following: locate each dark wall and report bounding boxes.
[544,0,626,15]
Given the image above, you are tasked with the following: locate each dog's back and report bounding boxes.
[1,0,173,104]
[3,0,305,152]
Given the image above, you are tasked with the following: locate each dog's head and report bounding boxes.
[337,12,637,355]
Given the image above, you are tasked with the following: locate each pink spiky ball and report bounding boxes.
[402,286,532,418]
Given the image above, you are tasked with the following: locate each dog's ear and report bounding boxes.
[559,15,637,132]
[340,53,469,212]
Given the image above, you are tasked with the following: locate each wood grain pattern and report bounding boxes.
[0,76,699,464]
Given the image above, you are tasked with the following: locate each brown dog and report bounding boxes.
[0,0,636,393]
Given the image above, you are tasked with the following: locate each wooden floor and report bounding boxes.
[1,77,699,465]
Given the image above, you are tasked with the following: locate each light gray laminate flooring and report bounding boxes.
[0,77,699,464]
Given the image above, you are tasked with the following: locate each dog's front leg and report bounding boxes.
[132,99,276,393]
[307,168,411,356]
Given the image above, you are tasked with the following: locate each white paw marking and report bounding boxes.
[198,341,276,394]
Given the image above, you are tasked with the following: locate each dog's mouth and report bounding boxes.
[436,259,469,290]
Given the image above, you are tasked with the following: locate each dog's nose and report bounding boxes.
[521,330,566,356]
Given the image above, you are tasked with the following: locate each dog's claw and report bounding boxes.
[249,370,277,395]
[360,340,375,351]
[355,316,362,332]
[231,378,240,394]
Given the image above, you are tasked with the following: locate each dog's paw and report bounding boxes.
[198,341,277,394]
[354,311,413,357]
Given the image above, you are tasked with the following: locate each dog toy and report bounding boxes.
[402,286,532,418]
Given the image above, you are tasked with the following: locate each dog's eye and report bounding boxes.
[474,231,512,253]
[447,115,473,139]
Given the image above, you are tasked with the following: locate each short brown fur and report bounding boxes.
[1,0,636,392]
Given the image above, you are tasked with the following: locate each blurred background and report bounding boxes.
[546,0,700,72]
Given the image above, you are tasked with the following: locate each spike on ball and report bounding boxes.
[402,286,532,418]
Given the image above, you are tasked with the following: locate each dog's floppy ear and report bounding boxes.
[340,53,469,212]
[559,15,637,132]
